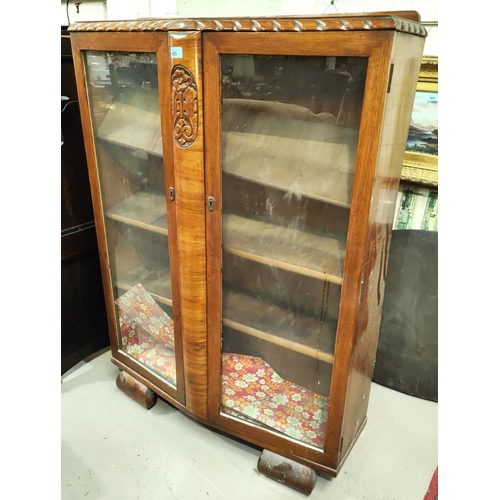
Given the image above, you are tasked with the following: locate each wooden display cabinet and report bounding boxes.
[69,11,426,492]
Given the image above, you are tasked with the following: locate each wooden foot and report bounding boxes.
[116,371,157,409]
[257,449,317,495]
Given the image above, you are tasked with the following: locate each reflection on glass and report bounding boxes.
[84,51,176,388]
[220,55,367,449]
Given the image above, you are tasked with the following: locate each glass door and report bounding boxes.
[216,53,368,450]
[82,49,182,395]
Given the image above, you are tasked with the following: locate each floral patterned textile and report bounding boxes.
[116,284,176,386]
[221,353,328,448]
[115,284,175,349]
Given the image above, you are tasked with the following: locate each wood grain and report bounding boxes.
[257,449,317,495]
[158,33,187,405]
[337,31,425,466]
[321,35,395,469]
[166,31,208,418]
[71,15,426,476]
[70,31,186,405]
[204,29,398,472]
[204,35,224,423]
[116,370,157,409]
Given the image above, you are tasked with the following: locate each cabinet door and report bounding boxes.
[204,31,392,469]
[71,33,185,404]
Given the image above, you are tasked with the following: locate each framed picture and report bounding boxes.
[401,56,438,187]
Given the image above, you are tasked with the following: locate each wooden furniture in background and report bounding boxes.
[61,27,109,375]
[69,12,426,492]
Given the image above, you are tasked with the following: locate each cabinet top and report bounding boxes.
[68,11,427,37]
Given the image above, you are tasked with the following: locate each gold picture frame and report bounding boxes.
[401,56,438,187]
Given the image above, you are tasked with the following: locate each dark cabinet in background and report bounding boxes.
[61,27,109,374]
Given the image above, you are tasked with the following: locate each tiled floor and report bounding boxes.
[61,349,438,499]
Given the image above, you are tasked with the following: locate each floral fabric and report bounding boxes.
[113,286,328,445]
[221,353,328,448]
[116,284,176,386]
[115,283,175,349]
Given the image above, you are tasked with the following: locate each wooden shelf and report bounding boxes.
[222,289,336,364]
[106,193,345,284]
[223,214,345,285]
[116,264,173,307]
[222,103,359,207]
[97,101,163,157]
[222,173,351,235]
[105,190,168,236]
[116,263,336,363]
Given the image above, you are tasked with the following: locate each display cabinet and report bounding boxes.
[69,11,426,493]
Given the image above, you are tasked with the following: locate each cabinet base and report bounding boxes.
[257,449,317,495]
[116,371,157,409]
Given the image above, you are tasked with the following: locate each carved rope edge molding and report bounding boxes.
[171,65,199,149]
[68,17,427,37]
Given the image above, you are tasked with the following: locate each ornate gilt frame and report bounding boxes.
[401,56,438,187]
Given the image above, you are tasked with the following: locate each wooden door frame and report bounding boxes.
[70,31,186,405]
[203,30,394,473]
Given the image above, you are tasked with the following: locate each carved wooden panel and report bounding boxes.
[171,65,198,148]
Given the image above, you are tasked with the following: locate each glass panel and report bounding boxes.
[84,51,177,388]
[220,55,368,449]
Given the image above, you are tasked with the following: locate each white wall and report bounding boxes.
[61,1,107,25]
[61,0,437,55]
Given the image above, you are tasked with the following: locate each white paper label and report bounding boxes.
[171,47,183,59]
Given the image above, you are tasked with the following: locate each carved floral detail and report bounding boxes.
[171,65,198,148]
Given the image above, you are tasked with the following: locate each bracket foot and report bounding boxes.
[257,449,317,495]
[116,371,157,409]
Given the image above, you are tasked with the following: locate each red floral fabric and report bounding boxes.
[114,287,328,446]
[115,284,176,386]
[221,353,328,448]
[115,284,175,349]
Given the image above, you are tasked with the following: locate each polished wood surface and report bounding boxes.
[70,13,426,478]
[157,32,187,406]
[338,31,425,465]
[70,31,186,405]
[166,31,208,418]
[322,35,395,468]
[204,29,398,472]
[68,12,425,36]
[257,449,317,496]
[116,370,157,409]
